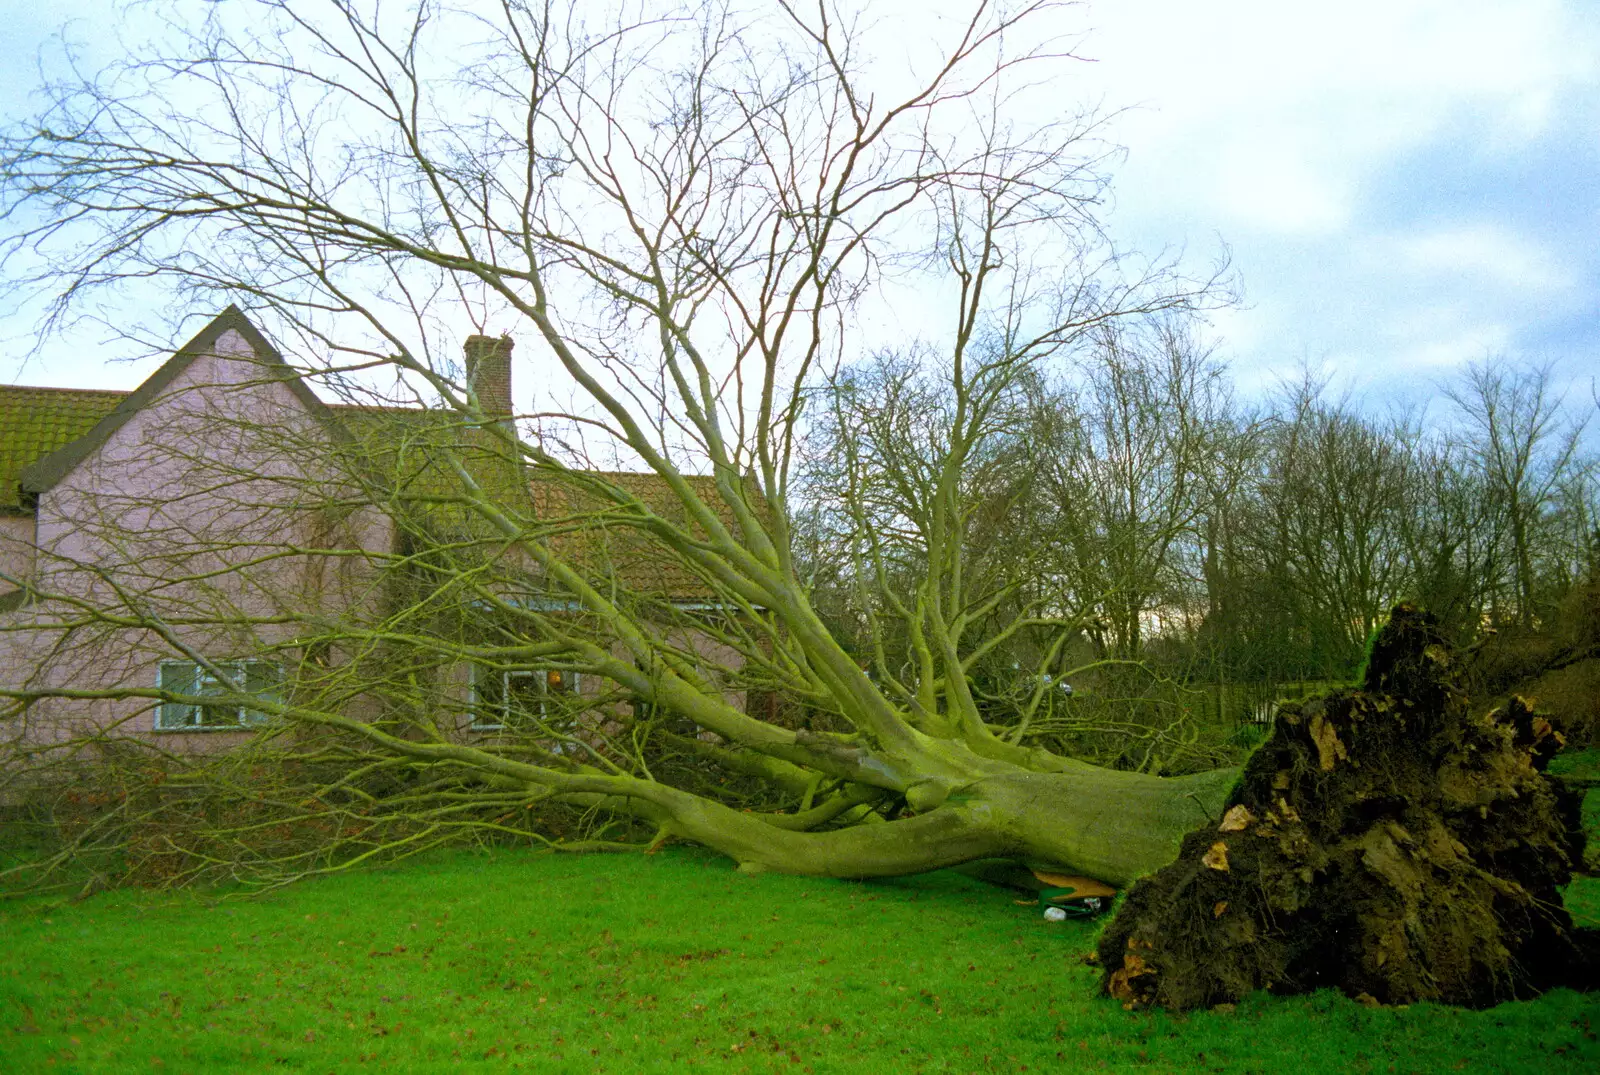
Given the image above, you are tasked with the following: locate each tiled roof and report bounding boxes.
[336,408,758,599]
[531,470,764,599]
[0,386,128,511]
[333,404,534,550]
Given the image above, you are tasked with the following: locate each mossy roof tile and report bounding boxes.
[0,386,128,511]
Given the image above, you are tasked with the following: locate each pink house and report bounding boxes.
[0,308,747,770]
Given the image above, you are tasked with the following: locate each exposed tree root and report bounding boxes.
[1099,603,1598,1010]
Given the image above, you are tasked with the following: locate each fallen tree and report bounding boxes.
[0,0,1242,893]
[1100,603,1598,1009]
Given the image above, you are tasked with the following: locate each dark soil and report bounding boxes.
[1099,603,1599,1010]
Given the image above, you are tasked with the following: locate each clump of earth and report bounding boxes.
[1099,603,1598,1010]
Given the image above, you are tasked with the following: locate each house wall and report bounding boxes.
[0,514,33,590]
[2,328,391,757]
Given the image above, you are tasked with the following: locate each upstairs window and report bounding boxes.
[156,660,283,731]
[470,665,581,731]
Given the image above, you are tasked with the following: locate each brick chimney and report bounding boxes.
[463,334,514,419]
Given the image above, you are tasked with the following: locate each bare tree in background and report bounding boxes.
[1249,381,1411,672]
[1057,315,1230,661]
[1447,360,1588,627]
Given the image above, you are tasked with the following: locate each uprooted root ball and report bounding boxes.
[1099,603,1598,1010]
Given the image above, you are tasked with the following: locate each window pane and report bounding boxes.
[196,701,242,728]
[505,671,545,726]
[241,662,283,725]
[470,665,581,730]
[156,658,282,730]
[195,661,242,728]
[157,662,198,730]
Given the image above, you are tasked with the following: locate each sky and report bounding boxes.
[1080,0,1600,408]
[1,0,1597,419]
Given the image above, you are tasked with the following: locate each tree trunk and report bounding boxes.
[643,765,1235,885]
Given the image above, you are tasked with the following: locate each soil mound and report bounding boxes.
[1099,603,1598,1010]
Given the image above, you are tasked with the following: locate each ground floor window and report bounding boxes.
[470,665,582,730]
[155,660,283,731]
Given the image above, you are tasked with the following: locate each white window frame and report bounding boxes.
[155,659,283,732]
[469,665,582,731]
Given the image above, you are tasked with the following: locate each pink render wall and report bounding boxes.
[0,515,33,591]
[1,329,389,755]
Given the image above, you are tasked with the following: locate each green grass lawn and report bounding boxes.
[1551,748,1600,784]
[1,843,1598,1074]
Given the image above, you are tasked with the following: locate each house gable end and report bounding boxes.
[18,306,347,499]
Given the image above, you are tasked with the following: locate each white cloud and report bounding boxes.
[1391,226,1572,291]
[1047,1,1600,390]
[1395,324,1515,369]
[1086,0,1595,132]
[1084,0,1599,235]
[1208,136,1353,235]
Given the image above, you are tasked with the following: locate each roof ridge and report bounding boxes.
[545,468,721,478]
[329,401,431,413]
[0,384,131,396]
[15,306,351,500]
